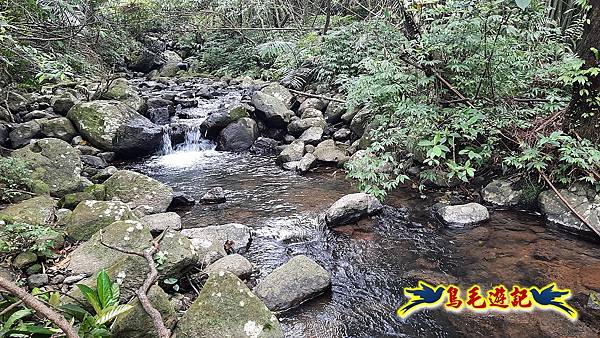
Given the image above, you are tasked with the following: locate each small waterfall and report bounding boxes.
[160,126,174,155]
[177,123,216,152]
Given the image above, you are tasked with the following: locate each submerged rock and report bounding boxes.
[11,138,82,197]
[67,100,162,156]
[103,170,173,213]
[434,203,490,226]
[325,193,383,226]
[175,271,283,338]
[203,253,253,278]
[201,187,226,204]
[254,255,331,312]
[0,196,57,225]
[538,184,600,235]
[112,285,177,338]
[65,200,137,241]
[482,179,522,206]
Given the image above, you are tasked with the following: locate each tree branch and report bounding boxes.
[0,276,79,338]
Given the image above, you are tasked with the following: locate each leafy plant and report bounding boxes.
[70,270,133,337]
[0,222,61,256]
[0,157,32,202]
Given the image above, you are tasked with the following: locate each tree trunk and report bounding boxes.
[565,0,600,142]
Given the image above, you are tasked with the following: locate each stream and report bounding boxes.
[124,81,600,338]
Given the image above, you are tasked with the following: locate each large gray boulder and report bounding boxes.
[38,117,77,141]
[218,118,258,152]
[539,184,600,235]
[103,170,173,213]
[298,98,326,114]
[112,285,177,338]
[350,109,374,136]
[251,91,294,128]
[200,104,250,138]
[298,126,323,145]
[9,120,40,148]
[313,139,349,164]
[11,138,82,197]
[140,212,182,233]
[434,203,490,226]
[254,255,330,311]
[276,140,305,164]
[156,51,183,77]
[325,193,383,226]
[482,179,523,206]
[287,117,326,136]
[0,196,57,226]
[67,100,162,156]
[65,200,137,241]
[175,271,283,338]
[324,100,346,123]
[181,223,252,254]
[99,78,146,113]
[297,153,317,174]
[203,254,253,278]
[67,220,151,275]
[260,83,294,108]
[51,92,79,115]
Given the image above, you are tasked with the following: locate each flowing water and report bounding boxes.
[124,84,600,338]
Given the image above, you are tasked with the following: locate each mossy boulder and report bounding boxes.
[200,104,250,138]
[103,170,173,213]
[65,200,137,241]
[67,220,151,275]
[67,100,162,156]
[175,271,283,338]
[11,138,82,197]
[155,229,198,277]
[251,91,294,128]
[99,78,146,113]
[38,117,77,141]
[111,285,176,338]
[0,196,57,226]
[60,184,106,209]
[254,255,331,311]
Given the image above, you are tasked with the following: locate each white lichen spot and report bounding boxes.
[243,321,263,338]
[216,292,222,298]
[116,271,126,285]
[246,291,255,298]
[135,224,143,230]
[239,300,245,307]
[219,271,225,277]
[124,236,130,241]
[126,227,134,232]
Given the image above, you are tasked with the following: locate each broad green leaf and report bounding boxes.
[95,304,133,325]
[97,270,113,309]
[77,284,102,315]
[4,309,31,328]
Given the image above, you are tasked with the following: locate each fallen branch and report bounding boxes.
[99,231,171,338]
[0,276,79,338]
[538,169,600,238]
[287,89,346,103]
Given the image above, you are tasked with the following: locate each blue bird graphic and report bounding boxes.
[530,283,578,320]
[397,281,446,318]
